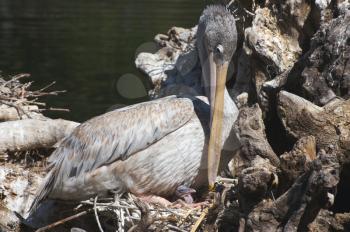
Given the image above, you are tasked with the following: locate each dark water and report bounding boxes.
[0,1,206,122]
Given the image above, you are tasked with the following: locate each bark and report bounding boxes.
[0,118,79,154]
[277,91,350,157]
[279,136,317,193]
[233,103,280,171]
[232,104,280,214]
[245,7,302,74]
[245,148,340,232]
[301,11,350,105]
[309,210,350,231]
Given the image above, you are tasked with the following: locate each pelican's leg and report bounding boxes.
[138,186,208,208]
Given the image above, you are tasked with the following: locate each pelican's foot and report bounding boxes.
[137,186,201,208]
[171,199,210,209]
[138,195,172,207]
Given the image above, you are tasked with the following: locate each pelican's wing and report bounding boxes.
[51,96,194,174]
[31,96,195,212]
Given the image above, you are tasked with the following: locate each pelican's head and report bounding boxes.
[197,5,237,188]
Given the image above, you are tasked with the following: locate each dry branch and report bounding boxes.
[0,73,68,122]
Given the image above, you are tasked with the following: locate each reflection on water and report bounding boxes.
[0,0,206,121]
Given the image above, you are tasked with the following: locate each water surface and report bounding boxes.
[0,0,206,121]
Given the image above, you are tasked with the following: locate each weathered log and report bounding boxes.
[279,136,316,193]
[242,3,305,113]
[231,103,280,214]
[0,162,45,224]
[277,90,350,159]
[262,5,349,106]
[245,148,340,232]
[135,26,202,99]
[0,204,21,232]
[301,10,350,105]
[0,104,44,122]
[309,210,350,231]
[233,103,280,172]
[0,119,79,154]
[245,7,302,75]
[230,47,252,100]
[237,157,278,214]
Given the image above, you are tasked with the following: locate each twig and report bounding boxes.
[46,107,70,112]
[35,209,92,232]
[1,73,30,87]
[244,8,255,16]
[178,209,193,226]
[190,208,208,232]
[35,81,56,92]
[94,196,104,232]
[167,224,187,232]
[227,0,235,8]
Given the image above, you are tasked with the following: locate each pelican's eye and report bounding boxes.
[216,44,224,54]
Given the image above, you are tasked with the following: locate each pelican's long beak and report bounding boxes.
[206,53,229,188]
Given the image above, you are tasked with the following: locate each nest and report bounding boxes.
[34,179,238,232]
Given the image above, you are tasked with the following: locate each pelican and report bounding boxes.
[30,5,239,212]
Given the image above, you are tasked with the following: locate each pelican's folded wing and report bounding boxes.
[30,96,195,212]
[50,96,194,178]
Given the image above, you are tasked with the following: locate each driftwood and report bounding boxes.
[301,11,350,105]
[234,104,280,169]
[246,148,340,232]
[278,91,350,156]
[0,119,79,155]
[279,136,317,193]
[0,74,79,158]
[0,105,44,121]
[135,26,202,99]
[0,74,80,230]
[309,210,350,231]
[228,103,279,216]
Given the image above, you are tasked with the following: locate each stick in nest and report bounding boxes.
[94,196,104,232]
